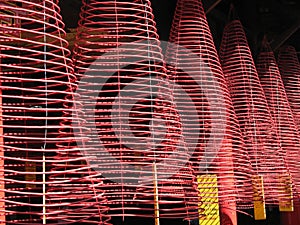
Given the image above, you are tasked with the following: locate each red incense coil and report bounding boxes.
[219,20,290,204]
[0,0,110,224]
[257,42,300,200]
[165,0,253,209]
[72,0,200,220]
[278,46,300,131]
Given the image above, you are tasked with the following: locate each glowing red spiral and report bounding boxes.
[165,0,254,209]
[0,0,110,224]
[257,42,300,201]
[219,20,290,204]
[72,0,200,220]
[278,46,300,131]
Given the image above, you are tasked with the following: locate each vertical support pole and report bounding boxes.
[280,199,300,225]
[42,152,46,224]
[218,138,237,225]
[219,181,237,224]
[0,54,6,225]
[153,162,160,225]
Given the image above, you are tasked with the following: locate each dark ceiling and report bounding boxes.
[59,0,300,58]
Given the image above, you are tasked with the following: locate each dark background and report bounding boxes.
[59,0,300,58]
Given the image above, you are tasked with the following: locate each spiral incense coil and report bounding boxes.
[219,20,290,204]
[256,42,300,200]
[165,0,253,209]
[72,0,200,220]
[0,0,110,224]
[278,46,300,131]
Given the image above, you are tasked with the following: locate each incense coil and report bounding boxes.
[72,0,200,220]
[165,0,253,209]
[257,42,300,200]
[0,0,110,224]
[278,46,300,131]
[219,20,290,204]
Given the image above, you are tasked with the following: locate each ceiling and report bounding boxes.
[59,0,300,58]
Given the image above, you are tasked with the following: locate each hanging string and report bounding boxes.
[144,2,160,224]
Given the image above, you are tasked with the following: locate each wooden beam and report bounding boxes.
[270,19,300,51]
[205,0,223,14]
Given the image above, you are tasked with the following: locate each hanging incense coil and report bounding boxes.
[72,0,200,220]
[0,0,110,224]
[165,0,254,210]
[219,20,290,204]
[257,41,300,202]
[278,46,300,131]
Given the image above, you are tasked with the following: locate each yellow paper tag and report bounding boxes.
[197,174,220,225]
[252,175,266,220]
[279,174,294,212]
[25,161,36,188]
[0,2,16,27]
